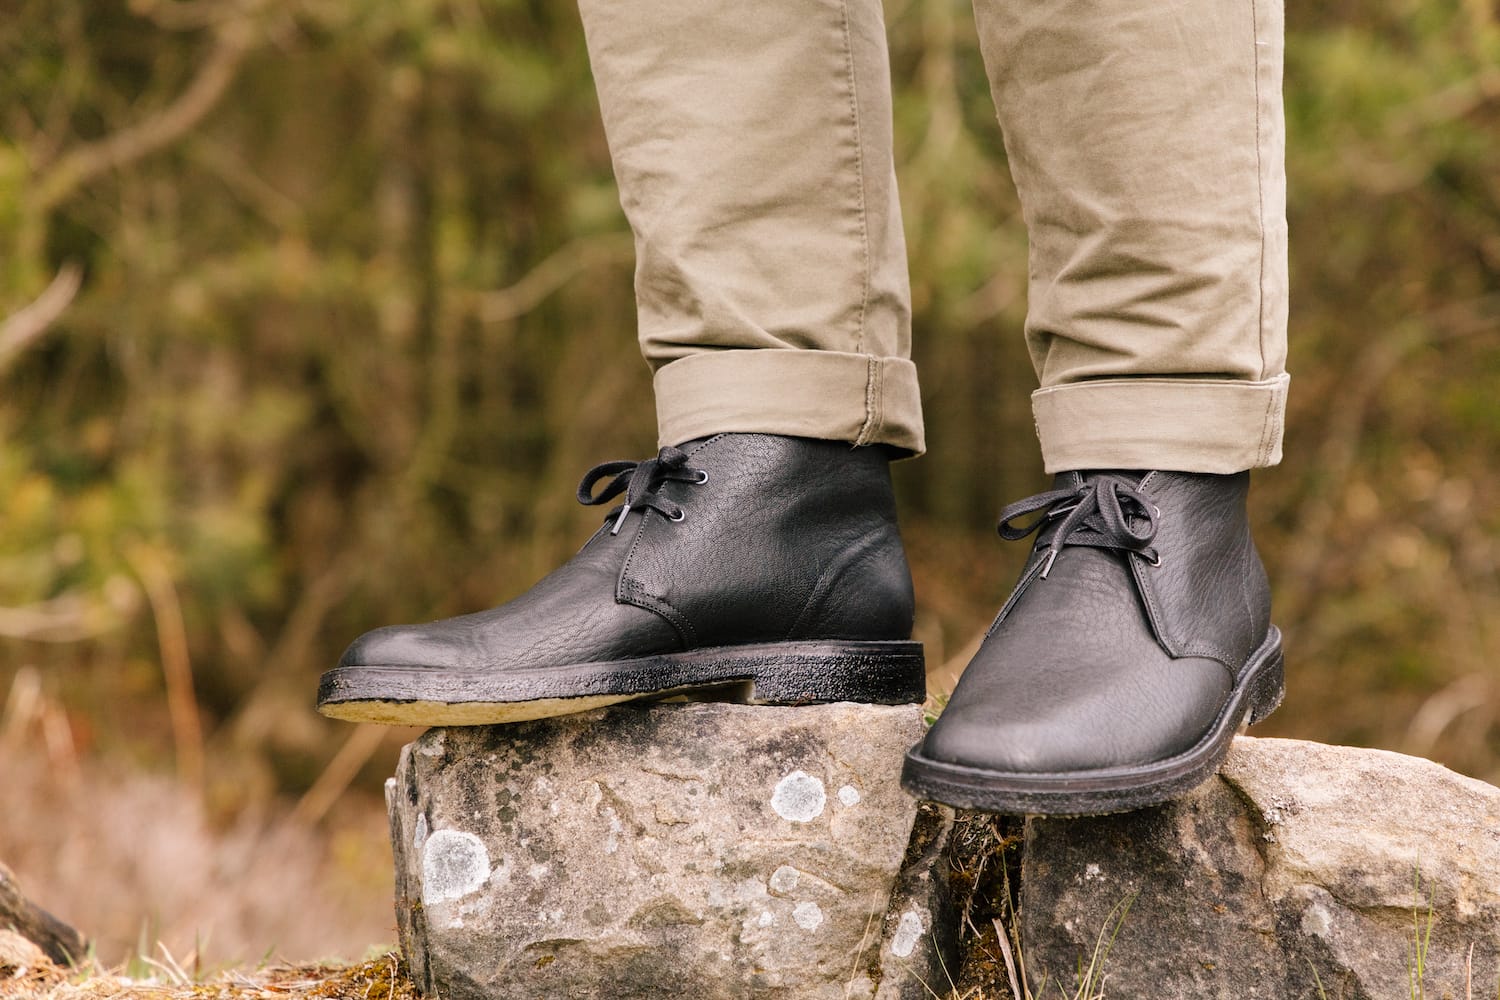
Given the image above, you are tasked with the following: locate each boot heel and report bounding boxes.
[1246,648,1285,725]
[744,641,926,706]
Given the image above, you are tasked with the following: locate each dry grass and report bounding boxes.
[0,952,417,1000]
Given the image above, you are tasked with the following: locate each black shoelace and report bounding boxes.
[997,474,1160,578]
[577,446,709,535]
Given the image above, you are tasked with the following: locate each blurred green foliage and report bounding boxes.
[1,0,1497,796]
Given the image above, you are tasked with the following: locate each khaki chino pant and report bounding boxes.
[577,0,1290,474]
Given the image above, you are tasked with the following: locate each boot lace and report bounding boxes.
[577,446,708,535]
[997,474,1160,578]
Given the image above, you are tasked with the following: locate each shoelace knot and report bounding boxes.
[997,474,1161,578]
[577,446,708,534]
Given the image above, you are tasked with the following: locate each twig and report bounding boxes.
[0,594,100,643]
[0,263,83,375]
[32,17,256,211]
[472,232,634,323]
[126,544,206,795]
[1405,674,1492,758]
[291,724,388,827]
[993,917,1024,1000]
[0,667,43,752]
[1391,68,1500,137]
[261,554,356,680]
[844,906,880,997]
[187,137,304,231]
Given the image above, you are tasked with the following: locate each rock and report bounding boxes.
[387,702,954,999]
[874,803,962,1000]
[0,862,87,967]
[0,929,50,971]
[1020,736,1500,999]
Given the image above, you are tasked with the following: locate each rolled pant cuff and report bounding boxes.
[654,350,926,456]
[1032,373,1290,474]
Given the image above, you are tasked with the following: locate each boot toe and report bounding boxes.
[338,623,467,670]
[921,652,1232,775]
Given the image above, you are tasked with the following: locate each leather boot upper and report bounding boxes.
[919,470,1272,774]
[338,434,914,672]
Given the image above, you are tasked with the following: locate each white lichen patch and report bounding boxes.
[1260,794,1301,843]
[1083,863,1104,882]
[421,830,492,905]
[758,911,775,927]
[768,865,801,895]
[837,784,862,807]
[792,901,824,931]
[604,807,625,854]
[1261,794,1299,827]
[771,771,826,823]
[1301,899,1334,938]
[889,910,926,958]
[416,732,446,757]
[412,812,428,850]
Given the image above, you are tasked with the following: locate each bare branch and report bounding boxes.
[188,136,304,231]
[0,595,101,643]
[472,232,635,323]
[127,545,206,795]
[0,263,83,375]
[290,724,390,827]
[1393,67,1500,136]
[135,0,258,31]
[32,20,254,212]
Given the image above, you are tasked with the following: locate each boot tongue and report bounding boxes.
[1054,468,1151,489]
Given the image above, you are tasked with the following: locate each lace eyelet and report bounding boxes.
[1143,551,1163,568]
[693,469,710,485]
[668,509,686,523]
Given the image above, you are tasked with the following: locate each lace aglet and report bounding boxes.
[1039,548,1059,579]
[609,504,632,535]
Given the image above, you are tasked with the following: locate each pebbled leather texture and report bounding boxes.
[337,433,915,674]
[917,470,1273,775]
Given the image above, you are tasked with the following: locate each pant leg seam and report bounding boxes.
[1250,0,1269,381]
[838,0,872,357]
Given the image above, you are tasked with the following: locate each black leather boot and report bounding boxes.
[902,469,1283,816]
[318,433,925,725]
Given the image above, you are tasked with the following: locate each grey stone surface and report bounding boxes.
[1021,736,1500,999]
[386,701,946,999]
[874,803,962,1000]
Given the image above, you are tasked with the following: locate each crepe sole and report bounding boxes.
[317,639,926,726]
